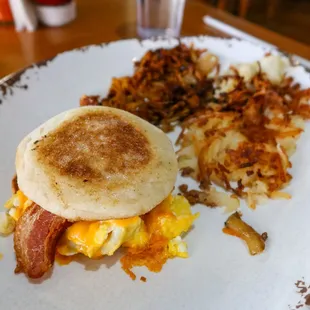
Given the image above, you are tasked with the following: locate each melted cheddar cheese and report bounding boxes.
[57,216,149,257]
[3,191,199,279]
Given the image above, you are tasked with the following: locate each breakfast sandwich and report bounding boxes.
[0,106,198,279]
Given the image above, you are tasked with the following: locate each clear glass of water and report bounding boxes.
[136,0,186,39]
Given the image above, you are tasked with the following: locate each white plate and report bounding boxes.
[1,37,310,310]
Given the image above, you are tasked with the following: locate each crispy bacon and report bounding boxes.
[80,95,100,107]
[14,204,69,279]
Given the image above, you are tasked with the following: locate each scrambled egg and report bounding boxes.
[4,190,32,221]
[57,217,148,257]
[57,195,199,279]
[2,191,199,279]
[0,212,15,236]
[0,190,31,235]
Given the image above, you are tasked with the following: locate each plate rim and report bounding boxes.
[1,35,308,100]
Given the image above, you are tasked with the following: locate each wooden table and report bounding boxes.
[1,0,310,78]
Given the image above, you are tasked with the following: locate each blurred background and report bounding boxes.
[1,0,309,78]
[205,0,310,45]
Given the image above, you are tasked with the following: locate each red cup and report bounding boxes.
[0,0,13,22]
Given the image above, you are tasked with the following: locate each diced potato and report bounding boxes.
[259,55,288,85]
[223,212,266,255]
[197,52,219,76]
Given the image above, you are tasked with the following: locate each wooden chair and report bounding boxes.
[217,0,280,19]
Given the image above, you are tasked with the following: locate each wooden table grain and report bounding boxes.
[1,0,309,78]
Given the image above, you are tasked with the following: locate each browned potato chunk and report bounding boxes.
[223,212,266,255]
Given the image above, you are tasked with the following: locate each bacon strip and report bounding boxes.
[14,203,69,279]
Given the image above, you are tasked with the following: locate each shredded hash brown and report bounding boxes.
[81,43,310,210]
[80,44,216,132]
[178,64,310,208]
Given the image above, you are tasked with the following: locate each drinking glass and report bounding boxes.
[136,0,186,39]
